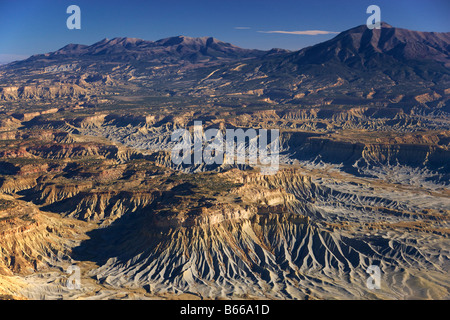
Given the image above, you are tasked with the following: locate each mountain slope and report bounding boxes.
[0,23,448,111]
[291,22,450,67]
[194,23,450,109]
[17,36,264,65]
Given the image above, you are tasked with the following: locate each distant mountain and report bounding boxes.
[200,22,450,108]
[291,22,450,67]
[229,22,450,80]
[26,36,264,65]
[1,23,448,111]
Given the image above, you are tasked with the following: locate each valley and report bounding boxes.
[0,22,449,300]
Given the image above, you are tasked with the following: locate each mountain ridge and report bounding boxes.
[27,35,265,64]
[291,22,450,67]
[15,22,448,67]
[1,22,448,110]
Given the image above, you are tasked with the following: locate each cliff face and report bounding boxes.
[0,197,91,276]
[23,110,440,177]
[291,137,450,170]
[43,190,159,224]
[74,204,447,299]
[77,216,356,299]
[0,21,449,300]
[0,115,448,299]
[66,167,448,299]
[0,84,86,101]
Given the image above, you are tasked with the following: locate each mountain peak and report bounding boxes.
[110,37,142,44]
[294,22,450,67]
[40,35,263,64]
[344,21,393,34]
[154,35,223,47]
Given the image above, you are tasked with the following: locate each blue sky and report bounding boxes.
[0,0,449,63]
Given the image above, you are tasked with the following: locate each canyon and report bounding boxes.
[0,22,449,300]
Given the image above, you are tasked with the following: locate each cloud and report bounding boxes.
[258,30,339,35]
[234,27,251,30]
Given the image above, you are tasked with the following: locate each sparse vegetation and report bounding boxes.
[0,199,16,210]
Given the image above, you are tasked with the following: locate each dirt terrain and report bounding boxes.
[0,23,449,300]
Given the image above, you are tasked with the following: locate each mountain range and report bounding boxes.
[1,22,449,301]
[1,22,449,111]
[41,36,264,63]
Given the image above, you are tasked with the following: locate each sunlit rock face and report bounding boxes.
[0,23,449,300]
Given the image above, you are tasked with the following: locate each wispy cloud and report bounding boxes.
[258,30,339,35]
[234,27,251,30]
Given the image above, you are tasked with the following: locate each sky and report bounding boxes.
[0,0,449,63]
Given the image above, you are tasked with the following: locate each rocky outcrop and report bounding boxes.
[0,84,86,101]
[0,197,90,276]
[42,190,160,225]
[289,136,450,171]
